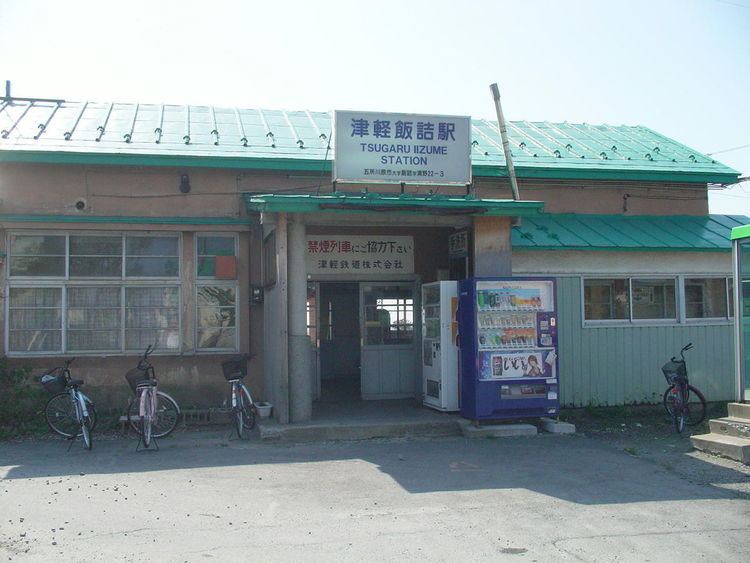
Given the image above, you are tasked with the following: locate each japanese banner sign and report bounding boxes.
[333,110,471,185]
[306,235,414,275]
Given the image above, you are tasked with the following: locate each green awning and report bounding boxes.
[243,193,544,217]
[513,213,750,252]
[731,224,750,241]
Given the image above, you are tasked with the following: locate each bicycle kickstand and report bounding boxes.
[135,435,159,452]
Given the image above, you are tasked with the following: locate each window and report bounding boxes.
[583,276,733,325]
[126,287,180,350]
[9,235,65,277]
[362,285,414,345]
[197,235,236,277]
[6,232,181,354]
[8,287,62,352]
[632,278,676,320]
[67,287,121,351]
[583,279,629,320]
[685,278,728,319]
[195,235,239,351]
[196,286,237,350]
[126,236,179,277]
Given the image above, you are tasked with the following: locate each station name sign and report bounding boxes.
[306,235,414,275]
[333,110,471,185]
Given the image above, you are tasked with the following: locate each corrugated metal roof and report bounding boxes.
[512,214,750,251]
[0,98,740,183]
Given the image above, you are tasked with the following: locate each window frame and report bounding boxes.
[194,280,240,353]
[5,230,183,357]
[582,274,733,328]
[195,233,238,280]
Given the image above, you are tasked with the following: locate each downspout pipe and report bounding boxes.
[490,83,521,201]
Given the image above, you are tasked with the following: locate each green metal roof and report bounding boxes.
[731,224,750,240]
[513,214,750,251]
[243,193,544,216]
[0,99,739,184]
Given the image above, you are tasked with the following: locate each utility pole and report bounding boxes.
[490,83,520,201]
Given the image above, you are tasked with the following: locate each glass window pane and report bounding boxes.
[584,279,630,320]
[729,278,734,318]
[70,236,122,256]
[8,287,63,352]
[197,236,235,256]
[362,285,414,345]
[685,278,728,318]
[197,286,236,349]
[126,236,178,256]
[125,287,179,350]
[197,328,236,349]
[632,278,676,320]
[69,256,122,277]
[126,257,179,277]
[10,234,65,255]
[9,256,65,277]
[66,287,122,351]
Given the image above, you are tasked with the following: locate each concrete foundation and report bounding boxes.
[459,420,538,438]
[539,417,576,434]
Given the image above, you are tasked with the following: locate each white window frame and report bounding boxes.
[682,275,734,323]
[5,230,183,356]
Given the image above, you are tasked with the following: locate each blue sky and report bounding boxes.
[1,0,748,210]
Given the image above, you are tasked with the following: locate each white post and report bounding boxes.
[490,83,521,202]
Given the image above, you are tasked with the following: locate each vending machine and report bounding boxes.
[458,277,559,421]
[421,281,460,412]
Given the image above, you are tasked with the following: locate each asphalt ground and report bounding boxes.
[1,426,749,562]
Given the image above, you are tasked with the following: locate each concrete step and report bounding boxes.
[709,417,750,439]
[459,420,538,438]
[690,432,750,464]
[259,418,462,443]
[727,402,750,421]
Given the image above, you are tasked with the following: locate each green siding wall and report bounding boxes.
[556,277,734,407]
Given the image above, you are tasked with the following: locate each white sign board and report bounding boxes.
[333,110,471,185]
[306,235,414,275]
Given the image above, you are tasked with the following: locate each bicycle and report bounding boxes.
[125,345,181,449]
[661,343,707,433]
[222,354,257,439]
[41,358,96,450]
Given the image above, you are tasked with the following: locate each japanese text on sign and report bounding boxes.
[334,110,471,185]
[306,235,414,275]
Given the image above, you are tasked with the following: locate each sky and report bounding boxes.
[1,0,748,212]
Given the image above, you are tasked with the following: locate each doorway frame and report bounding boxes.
[309,275,422,402]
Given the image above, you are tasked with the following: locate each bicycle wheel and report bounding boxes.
[45,392,79,438]
[81,414,93,450]
[663,384,707,426]
[126,397,140,435]
[240,384,256,432]
[83,397,98,432]
[141,391,153,448]
[152,392,180,438]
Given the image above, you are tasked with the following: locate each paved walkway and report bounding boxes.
[1,431,749,561]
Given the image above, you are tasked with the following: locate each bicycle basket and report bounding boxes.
[221,356,247,381]
[125,367,150,394]
[661,360,686,384]
[40,373,67,395]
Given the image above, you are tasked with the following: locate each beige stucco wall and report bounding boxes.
[0,161,712,409]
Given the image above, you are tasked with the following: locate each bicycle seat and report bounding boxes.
[68,379,84,387]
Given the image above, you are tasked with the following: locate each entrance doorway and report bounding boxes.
[311,281,417,402]
[318,282,361,402]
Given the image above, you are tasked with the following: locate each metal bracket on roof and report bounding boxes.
[257,109,275,147]
[155,104,164,143]
[183,105,191,145]
[234,108,248,146]
[282,111,304,148]
[33,102,61,140]
[305,110,328,147]
[95,103,113,142]
[64,101,88,140]
[1,101,34,138]
[209,106,219,145]
[124,103,139,143]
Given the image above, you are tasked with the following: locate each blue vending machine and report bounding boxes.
[459,277,559,421]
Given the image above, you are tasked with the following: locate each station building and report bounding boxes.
[0,96,745,421]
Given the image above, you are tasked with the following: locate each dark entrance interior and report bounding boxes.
[318,282,361,402]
